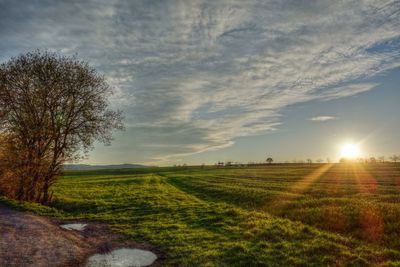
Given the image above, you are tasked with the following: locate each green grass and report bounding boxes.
[2,163,400,266]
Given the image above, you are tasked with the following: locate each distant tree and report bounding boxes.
[266,157,273,164]
[390,155,400,163]
[0,51,124,203]
[355,157,363,163]
[378,156,385,163]
[306,158,313,164]
[369,157,377,163]
[316,159,324,163]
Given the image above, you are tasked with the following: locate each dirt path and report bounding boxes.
[0,204,160,267]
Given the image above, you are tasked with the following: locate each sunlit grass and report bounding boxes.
[2,163,400,266]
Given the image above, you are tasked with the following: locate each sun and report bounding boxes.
[340,143,360,159]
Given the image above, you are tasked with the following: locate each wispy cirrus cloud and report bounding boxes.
[0,0,399,163]
[310,116,338,122]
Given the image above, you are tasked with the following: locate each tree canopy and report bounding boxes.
[0,51,124,203]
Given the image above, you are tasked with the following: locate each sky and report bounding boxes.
[0,0,399,165]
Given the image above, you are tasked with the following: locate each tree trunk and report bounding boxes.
[41,182,50,204]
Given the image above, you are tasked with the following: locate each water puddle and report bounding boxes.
[60,223,87,231]
[86,248,157,267]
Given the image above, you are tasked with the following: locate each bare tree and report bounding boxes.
[390,155,400,163]
[0,51,123,203]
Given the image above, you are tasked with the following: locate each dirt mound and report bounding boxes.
[0,204,160,267]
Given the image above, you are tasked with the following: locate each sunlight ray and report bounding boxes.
[266,164,335,211]
[351,164,378,194]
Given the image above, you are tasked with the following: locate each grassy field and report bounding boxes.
[2,163,400,266]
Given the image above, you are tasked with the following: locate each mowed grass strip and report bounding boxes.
[166,164,400,250]
[1,164,400,266]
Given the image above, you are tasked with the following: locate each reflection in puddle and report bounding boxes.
[60,223,87,231]
[86,248,157,267]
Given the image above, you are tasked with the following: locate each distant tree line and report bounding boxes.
[214,154,400,167]
[340,155,400,163]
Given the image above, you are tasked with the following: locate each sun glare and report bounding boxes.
[340,143,360,159]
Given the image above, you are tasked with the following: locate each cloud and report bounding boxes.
[310,116,338,122]
[1,0,400,163]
